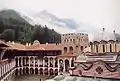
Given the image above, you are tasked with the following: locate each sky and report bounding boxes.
[0,0,120,40]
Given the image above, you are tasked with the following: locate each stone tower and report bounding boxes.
[61,33,89,55]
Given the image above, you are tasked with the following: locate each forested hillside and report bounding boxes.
[0,9,61,44]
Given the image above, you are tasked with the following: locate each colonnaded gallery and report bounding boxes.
[1,28,120,81]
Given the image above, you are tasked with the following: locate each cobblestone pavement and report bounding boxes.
[15,75,54,81]
[15,75,120,81]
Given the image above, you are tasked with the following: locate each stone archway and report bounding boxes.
[30,68,34,75]
[23,57,25,66]
[23,68,26,74]
[69,46,73,53]
[71,59,74,67]
[65,59,69,72]
[50,57,53,67]
[55,57,58,67]
[19,57,21,67]
[40,68,43,75]
[15,69,18,75]
[49,69,54,75]
[64,47,67,53]
[44,68,48,75]
[59,59,63,72]
[35,68,38,74]
[16,57,18,67]
[26,67,29,74]
[30,57,34,66]
[55,69,58,75]
[44,57,48,67]
[26,57,29,66]
[19,68,22,75]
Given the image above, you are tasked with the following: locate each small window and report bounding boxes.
[110,44,112,52]
[96,45,98,53]
[103,45,105,52]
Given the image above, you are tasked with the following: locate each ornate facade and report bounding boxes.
[72,28,120,79]
[0,32,88,81]
[61,33,88,55]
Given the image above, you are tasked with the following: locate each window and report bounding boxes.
[103,45,105,52]
[69,46,73,53]
[96,45,98,53]
[64,47,67,53]
[81,46,84,52]
[110,44,112,52]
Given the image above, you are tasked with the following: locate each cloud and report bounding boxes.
[0,0,120,40]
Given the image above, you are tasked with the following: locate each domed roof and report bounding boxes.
[33,40,40,45]
[93,28,120,42]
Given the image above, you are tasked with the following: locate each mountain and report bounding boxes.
[0,9,61,43]
[31,10,79,29]
[0,9,31,26]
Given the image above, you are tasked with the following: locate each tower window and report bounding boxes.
[110,44,112,52]
[96,45,98,53]
[103,45,105,52]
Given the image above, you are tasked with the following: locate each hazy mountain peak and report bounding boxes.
[32,10,79,29]
[0,9,31,26]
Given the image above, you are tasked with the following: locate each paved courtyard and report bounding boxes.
[15,75,120,81]
[15,75,54,81]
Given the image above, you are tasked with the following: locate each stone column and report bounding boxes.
[24,57,26,66]
[63,60,66,72]
[69,59,72,68]
[21,57,23,67]
[38,68,40,75]
[38,59,39,67]
[34,68,35,75]
[48,57,50,67]
[29,68,30,74]
[34,57,36,67]
[43,59,44,67]
[53,58,55,67]
[58,59,60,75]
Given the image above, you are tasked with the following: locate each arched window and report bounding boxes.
[96,45,98,53]
[69,46,73,53]
[103,45,105,52]
[110,44,112,52]
[64,47,67,53]
[81,46,84,52]
[65,59,69,72]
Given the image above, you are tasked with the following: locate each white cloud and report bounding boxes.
[0,0,120,40]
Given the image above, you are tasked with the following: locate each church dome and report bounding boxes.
[33,40,40,45]
[93,28,120,42]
